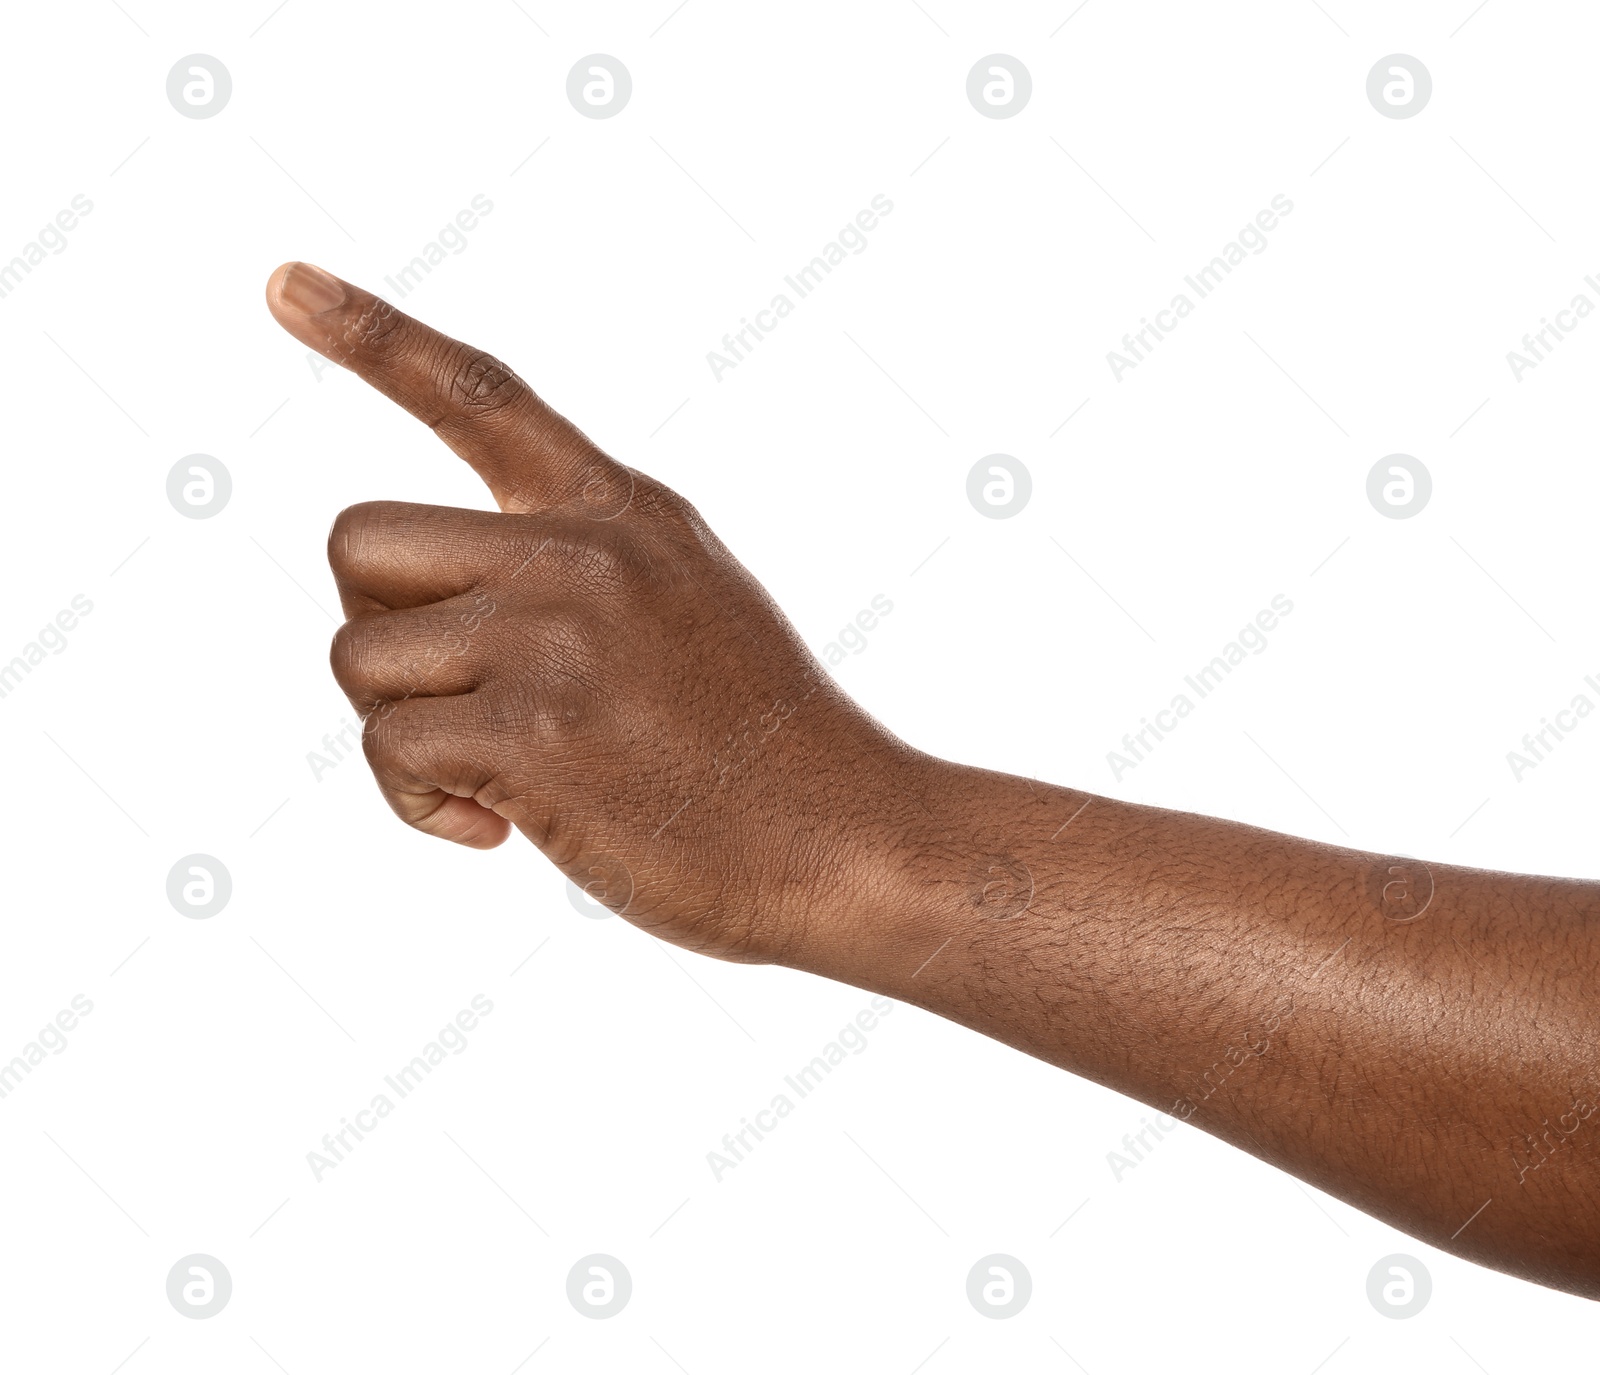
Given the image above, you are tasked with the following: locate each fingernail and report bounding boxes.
[279,262,345,315]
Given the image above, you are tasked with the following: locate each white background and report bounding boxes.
[1,0,1596,1369]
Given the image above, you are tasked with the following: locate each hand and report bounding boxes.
[269,264,1600,1301]
[265,262,926,962]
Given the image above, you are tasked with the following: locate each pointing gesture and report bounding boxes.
[267,262,627,516]
[268,263,1600,1302]
[265,262,907,957]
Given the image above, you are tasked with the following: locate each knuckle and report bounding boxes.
[360,707,403,775]
[536,609,597,668]
[444,348,525,419]
[362,704,427,781]
[328,620,370,690]
[327,500,398,578]
[553,528,660,596]
[636,477,704,532]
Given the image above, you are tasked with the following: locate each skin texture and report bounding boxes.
[267,262,1600,1302]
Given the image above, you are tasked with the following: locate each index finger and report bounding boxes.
[265,261,625,515]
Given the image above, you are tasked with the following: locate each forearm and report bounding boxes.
[791,756,1600,1299]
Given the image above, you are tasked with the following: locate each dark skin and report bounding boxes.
[267,260,1600,1301]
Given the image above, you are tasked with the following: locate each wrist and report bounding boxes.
[779,752,1088,995]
